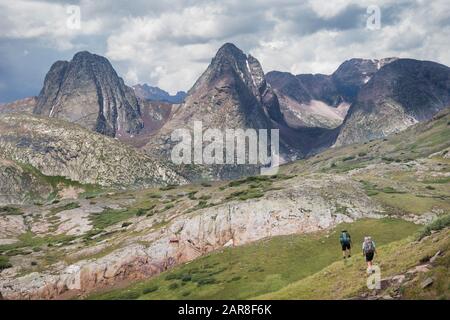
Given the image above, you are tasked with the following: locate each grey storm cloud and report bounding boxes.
[0,0,449,103]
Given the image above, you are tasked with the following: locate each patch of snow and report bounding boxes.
[49,105,56,117]
[246,59,257,88]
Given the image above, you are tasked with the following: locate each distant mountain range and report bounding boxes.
[1,43,449,183]
[132,84,186,104]
[335,59,450,146]
[266,58,398,129]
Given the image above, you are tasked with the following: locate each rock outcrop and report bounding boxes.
[0,113,186,188]
[0,158,52,205]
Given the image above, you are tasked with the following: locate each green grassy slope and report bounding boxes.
[285,108,450,176]
[281,109,450,217]
[257,227,449,300]
[89,218,419,300]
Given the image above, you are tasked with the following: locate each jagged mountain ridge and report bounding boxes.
[142,43,343,176]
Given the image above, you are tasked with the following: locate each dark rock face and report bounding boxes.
[331,58,397,102]
[147,43,282,137]
[133,84,186,104]
[183,43,282,129]
[34,51,143,137]
[336,59,450,146]
[296,73,341,106]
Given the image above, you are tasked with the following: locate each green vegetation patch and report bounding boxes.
[226,189,265,201]
[0,255,12,270]
[373,192,450,215]
[17,163,104,202]
[417,214,450,240]
[50,202,80,214]
[89,207,142,229]
[0,231,77,258]
[159,185,178,191]
[0,206,23,215]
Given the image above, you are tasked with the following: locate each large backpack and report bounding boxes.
[364,240,375,253]
[340,231,350,245]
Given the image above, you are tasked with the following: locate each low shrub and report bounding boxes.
[135,208,147,216]
[160,185,177,191]
[196,278,218,286]
[181,274,192,282]
[0,255,12,270]
[142,286,159,294]
[168,282,180,290]
[0,206,23,215]
[417,214,450,240]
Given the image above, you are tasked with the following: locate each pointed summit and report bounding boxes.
[215,42,244,57]
[184,42,283,127]
[143,43,286,179]
[34,51,143,137]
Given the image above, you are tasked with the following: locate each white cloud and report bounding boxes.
[0,0,104,49]
[307,0,354,18]
[253,0,450,76]
[0,0,449,98]
[105,3,262,93]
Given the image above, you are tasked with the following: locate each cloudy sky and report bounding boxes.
[0,0,449,103]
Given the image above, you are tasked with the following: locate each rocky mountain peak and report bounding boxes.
[34,51,143,137]
[143,43,287,179]
[335,58,450,146]
[191,43,267,98]
[215,42,244,58]
[331,57,398,101]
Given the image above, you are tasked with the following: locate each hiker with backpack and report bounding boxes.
[362,236,377,272]
[339,230,352,259]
